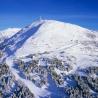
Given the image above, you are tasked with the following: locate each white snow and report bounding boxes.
[0,28,21,39]
[6,57,50,98]
[1,19,98,98]
[15,20,96,57]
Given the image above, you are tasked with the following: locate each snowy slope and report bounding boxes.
[1,20,97,57]
[15,20,96,57]
[0,28,21,38]
[1,19,98,98]
[0,28,21,43]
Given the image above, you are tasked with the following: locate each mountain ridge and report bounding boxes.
[0,19,98,98]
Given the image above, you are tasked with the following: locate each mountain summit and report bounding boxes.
[1,20,97,57]
[0,20,98,98]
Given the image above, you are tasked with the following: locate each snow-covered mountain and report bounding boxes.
[0,20,98,98]
[0,28,21,43]
[2,20,98,68]
[15,20,97,57]
[0,28,21,38]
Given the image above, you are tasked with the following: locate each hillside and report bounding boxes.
[0,20,98,98]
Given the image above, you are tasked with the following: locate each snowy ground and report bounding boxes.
[1,19,98,98]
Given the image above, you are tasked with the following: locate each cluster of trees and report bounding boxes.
[0,63,34,98]
[9,81,34,98]
[0,50,3,58]
[0,63,14,98]
[14,57,73,88]
[64,66,98,98]
[47,58,73,87]
[14,59,48,87]
[48,57,73,72]
[51,70,64,86]
[13,56,98,98]
[0,63,9,76]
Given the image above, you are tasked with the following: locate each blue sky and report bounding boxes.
[0,0,98,30]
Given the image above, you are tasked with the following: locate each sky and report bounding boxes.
[0,0,98,30]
